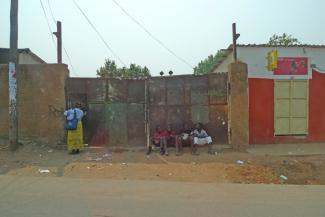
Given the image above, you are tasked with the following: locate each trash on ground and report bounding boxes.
[92,157,103,161]
[280,175,288,181]
[214,152,218,155]
[86,166,90,169]
[122,163,127,166]
[236,160,244,165]
[38,169,50,174]
[48,150,53,153]
[102,153,112,160]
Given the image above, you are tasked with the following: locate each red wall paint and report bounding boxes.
[249,79,275,144]
[308,70,325,142]
[249,70,325,144]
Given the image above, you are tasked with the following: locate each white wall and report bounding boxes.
[213,47,325,79]
[19,53,43,64]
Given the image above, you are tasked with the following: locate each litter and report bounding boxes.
[122,163,127,166]
[236,160,244,165]
[48,150,53,153]
[38,169,50,174]
[93,157,103,161]
[214,152,218,156]
[280,175,288,181]
[102,153,112,160]
[87,166,90,169]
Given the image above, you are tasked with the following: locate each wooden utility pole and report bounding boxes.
[9,0,19,151]
[53,21,62,64]
[232,23,240,61]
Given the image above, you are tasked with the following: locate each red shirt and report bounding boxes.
[153,131,165,140]
[164,130,176,139]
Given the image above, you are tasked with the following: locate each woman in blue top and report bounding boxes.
[64,102,84,154]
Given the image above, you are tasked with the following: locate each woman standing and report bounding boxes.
[64,102,84,154]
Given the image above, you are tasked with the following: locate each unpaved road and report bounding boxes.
[1,145,325,184]
[1,175,325,217]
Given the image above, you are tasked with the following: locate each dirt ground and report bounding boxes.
[1,144,325,185]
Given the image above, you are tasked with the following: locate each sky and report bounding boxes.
[0,0,324,77]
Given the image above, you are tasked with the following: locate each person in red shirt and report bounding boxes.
[147,125,167,155]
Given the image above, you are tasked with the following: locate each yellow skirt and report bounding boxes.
[67,121,84,152]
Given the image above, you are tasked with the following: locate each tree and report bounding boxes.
[193,50,227,75]
[97,59,151,78]
[268,33,301,46]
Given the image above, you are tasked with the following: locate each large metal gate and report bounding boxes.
[67,73,228,146]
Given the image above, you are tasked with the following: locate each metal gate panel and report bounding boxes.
[167,106,191,131]
[191,105,209,124]
[87,103,109,146]
[208,105,228,143]
[128,80,145,103]
[105,103,128,145]
[149,78,166,106]
[149,106,167,134]
[128,104,145,146]
[107,79,127,102]
[86,79,106,102]
[166,77,184,106]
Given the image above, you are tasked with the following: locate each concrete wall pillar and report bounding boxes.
[0,64,69,146]
[228,61,249,150]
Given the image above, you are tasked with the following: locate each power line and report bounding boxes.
[39,0,55,47]
[47,0,78,76]
[111,0,194,69]
[47,0,56,24]
[73,0,127,67]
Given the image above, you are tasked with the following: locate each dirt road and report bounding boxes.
[1,144,325,185]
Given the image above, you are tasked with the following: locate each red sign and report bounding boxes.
[274,57,308,75]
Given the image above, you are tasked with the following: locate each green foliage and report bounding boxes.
[268,33,301,46]
[193,50,227,75]
[97,59,151,78]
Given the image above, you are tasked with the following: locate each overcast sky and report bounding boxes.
[0,0,324,77]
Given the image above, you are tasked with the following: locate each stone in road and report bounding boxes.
[0,175,324,217]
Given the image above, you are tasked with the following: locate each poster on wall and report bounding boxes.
[274,57,308,75]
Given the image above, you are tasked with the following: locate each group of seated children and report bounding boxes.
[147,123,213,156]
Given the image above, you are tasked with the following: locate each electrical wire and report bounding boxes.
[39,0,56,47]
[47,0,78,76]
[111,0,194,69]
[73,0,127,67]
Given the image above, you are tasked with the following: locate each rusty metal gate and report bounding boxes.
[67,73,228,146]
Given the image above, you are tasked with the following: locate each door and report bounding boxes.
[274,80,309,135]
